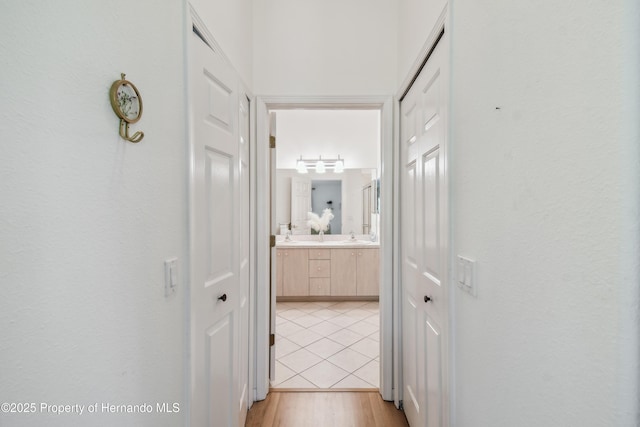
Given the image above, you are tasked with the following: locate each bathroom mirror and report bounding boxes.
[311,180,342,234]
[275,168,378,236]
[271,108,381,236]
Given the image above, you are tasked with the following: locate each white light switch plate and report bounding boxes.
[164,258,178,297]
[456,255,477,297]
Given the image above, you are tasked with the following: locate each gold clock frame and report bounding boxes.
[109,73,144,143]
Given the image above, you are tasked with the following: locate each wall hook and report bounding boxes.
[119,120,144,143]
[109,73,145,143]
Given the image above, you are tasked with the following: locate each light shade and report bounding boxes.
[334,156,344,173]
[315,158,326,174]
[296,158,308,174]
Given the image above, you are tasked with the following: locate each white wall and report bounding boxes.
[274,109,380,170]
[0,2,187,426]
[191,0,253,88]
[444,1,639,426]
[253,0,397,95]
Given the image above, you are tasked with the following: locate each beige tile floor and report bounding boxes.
[272,301,379,389]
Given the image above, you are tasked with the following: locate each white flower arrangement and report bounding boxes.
[307,208,334,233]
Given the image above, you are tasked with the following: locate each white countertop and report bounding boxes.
[276,240,379,249]
[275,234,379,249]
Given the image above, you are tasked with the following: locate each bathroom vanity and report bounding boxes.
[275,240,379,300]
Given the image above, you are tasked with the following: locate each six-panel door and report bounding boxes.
[400,30,450,427]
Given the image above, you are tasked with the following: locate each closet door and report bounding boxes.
[189,26,249,427]
[400,30,450,427]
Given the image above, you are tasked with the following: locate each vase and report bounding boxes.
[319,230,324,242]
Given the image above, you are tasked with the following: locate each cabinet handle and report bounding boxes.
[218,294,227,302]
[424,295,432,303]
[351,252,355,256]
[317,267,321,271]
[358,252,362,256]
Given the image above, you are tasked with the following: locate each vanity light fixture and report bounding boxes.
[295,155,345,174]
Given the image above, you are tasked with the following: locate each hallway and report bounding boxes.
[245,391,408,427]
[2,2,638,427]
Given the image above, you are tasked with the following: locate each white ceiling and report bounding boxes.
[274,109,380,170]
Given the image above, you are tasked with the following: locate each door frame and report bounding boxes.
[254,96,396,401]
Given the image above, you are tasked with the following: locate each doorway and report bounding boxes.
[253,98,395,400]
[272,108,380,390]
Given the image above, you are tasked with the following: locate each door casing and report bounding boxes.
[254,96,395,401]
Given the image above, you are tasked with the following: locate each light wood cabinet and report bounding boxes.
[309,260,331,278]
[282,248,309,296]
[330,249,357,296]
[275,249,284,296]
[309,249,331,260]
[356,249,379,296]
[308,249,331,296]
[331,248,379,296]
[309,278,331,296]
[276,247,378,297]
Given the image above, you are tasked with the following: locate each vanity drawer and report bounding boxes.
[308,249,331,260]
[309,260,331,278]
[309,278,330,296]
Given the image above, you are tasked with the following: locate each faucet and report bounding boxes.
[370,231,377,242]
[284,230,292,242]
[350,231,356,241]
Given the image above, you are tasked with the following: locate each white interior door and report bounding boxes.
[290,176,311,234]
[237,92,250,427]
[189,27,248,427]
[400,30,449,427]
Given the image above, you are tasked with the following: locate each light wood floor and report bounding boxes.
[245,390,409,427]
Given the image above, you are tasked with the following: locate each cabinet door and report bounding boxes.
[276,250,284,296]
[309,278,331,296]
[357,248,379,296]
[283,249,309,296]
[330,249,357,296]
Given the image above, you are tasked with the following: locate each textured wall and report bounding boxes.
[449,1,640,425]
[253,0,397,95]
[0,1,188,426]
